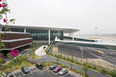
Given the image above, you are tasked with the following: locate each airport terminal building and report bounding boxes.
[1,25,116,51]
[0,25,79,51]
[0,25,79,44]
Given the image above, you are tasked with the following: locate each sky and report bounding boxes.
[4,0,116,35]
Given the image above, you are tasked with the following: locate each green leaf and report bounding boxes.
[0,8,10,14]
[9,19,15,22]
[13,22,15,24]
[0,15,3,19]
[2,2,8,6]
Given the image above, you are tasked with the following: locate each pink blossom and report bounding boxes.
[2,4,6,8]
[3,19,7,23]
[16,50,19,53]
[0,68,1,71]
[10,49,19,57]
[0,4,2,7]
[1,55,5,58]
[0,0,1,2]
[12,53,18,57]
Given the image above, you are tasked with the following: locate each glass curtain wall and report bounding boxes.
[27,29,48,40]
[50,30,63,40]
[2,27,64,41]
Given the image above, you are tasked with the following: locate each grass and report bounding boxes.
[0,44,42,74]
[29,45,42,59]
[44,46,50,53]
[29,52,40,59]
[0,55,35,74]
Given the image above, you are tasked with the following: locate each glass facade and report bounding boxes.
[55,41,116,50]
[63,36,96,42]
[2,27,63,41]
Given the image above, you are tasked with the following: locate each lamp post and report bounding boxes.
[95,28,98,36]
[33,43,36,59]
[80,47,83,67]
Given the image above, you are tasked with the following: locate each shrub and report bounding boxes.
[108,71,116,77]
[85,74,90,77]
[75,61,79,64]
[51,54,53,56]
[63,57,66,60]
[41,63,46,67]
[93,65,97,70]
[69,59,72,62]
[88,65,92,69]
[72,68,76,71]
[56,55,59,58]
[71,58,74,63]
[101,69,108,74]
[75,69,81,73]
[46,51,49,54]
[59,55,62,59]
[82,63,89,76]
[1,59,6,64]
[67,58,70,61]
[54,55,56,57]
[61,64,67,68]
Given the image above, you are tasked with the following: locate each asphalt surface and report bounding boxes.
[22,47,108,77]
[13,66,79,77]
[58,45,116,65]
[58,45,97,59]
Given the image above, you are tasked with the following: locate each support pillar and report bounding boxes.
[48,29,50,45]
[69,32,74,41]
[72,32,74,41]
[24,28,26,33]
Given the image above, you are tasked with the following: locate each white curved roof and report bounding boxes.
[1,24,79,33]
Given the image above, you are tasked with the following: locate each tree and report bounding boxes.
[0,58,2,71]
[56,57,60,64]
[29,43,35,59]
[70,63,73,70]
[7,53,14,71]
[0,53,6,72]
[82,63,89,77]
[0,0,16,72]
[0,53,6,64]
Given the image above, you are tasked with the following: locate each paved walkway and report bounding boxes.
[35,45,48,56]
[25,46,108,77]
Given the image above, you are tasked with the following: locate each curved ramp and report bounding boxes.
[35,45,48,56]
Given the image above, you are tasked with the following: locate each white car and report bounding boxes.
[58,68,68,76]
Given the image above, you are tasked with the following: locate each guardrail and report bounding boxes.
[48,44,54,54]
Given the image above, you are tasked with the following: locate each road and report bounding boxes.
[24,49,108,77]
[58,45,116,65]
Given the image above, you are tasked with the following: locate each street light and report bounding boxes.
[80,47,83,67]
[95,28,98,36]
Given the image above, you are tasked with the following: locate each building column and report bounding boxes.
[48,29,50,45]
[24,28,26,33]
[69,32,74,41]
[72,32,74,41]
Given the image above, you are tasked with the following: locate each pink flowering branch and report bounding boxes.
[1,55,5,58]
[10,49,19,57]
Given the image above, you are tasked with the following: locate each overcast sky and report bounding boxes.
[5,0,116,35]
